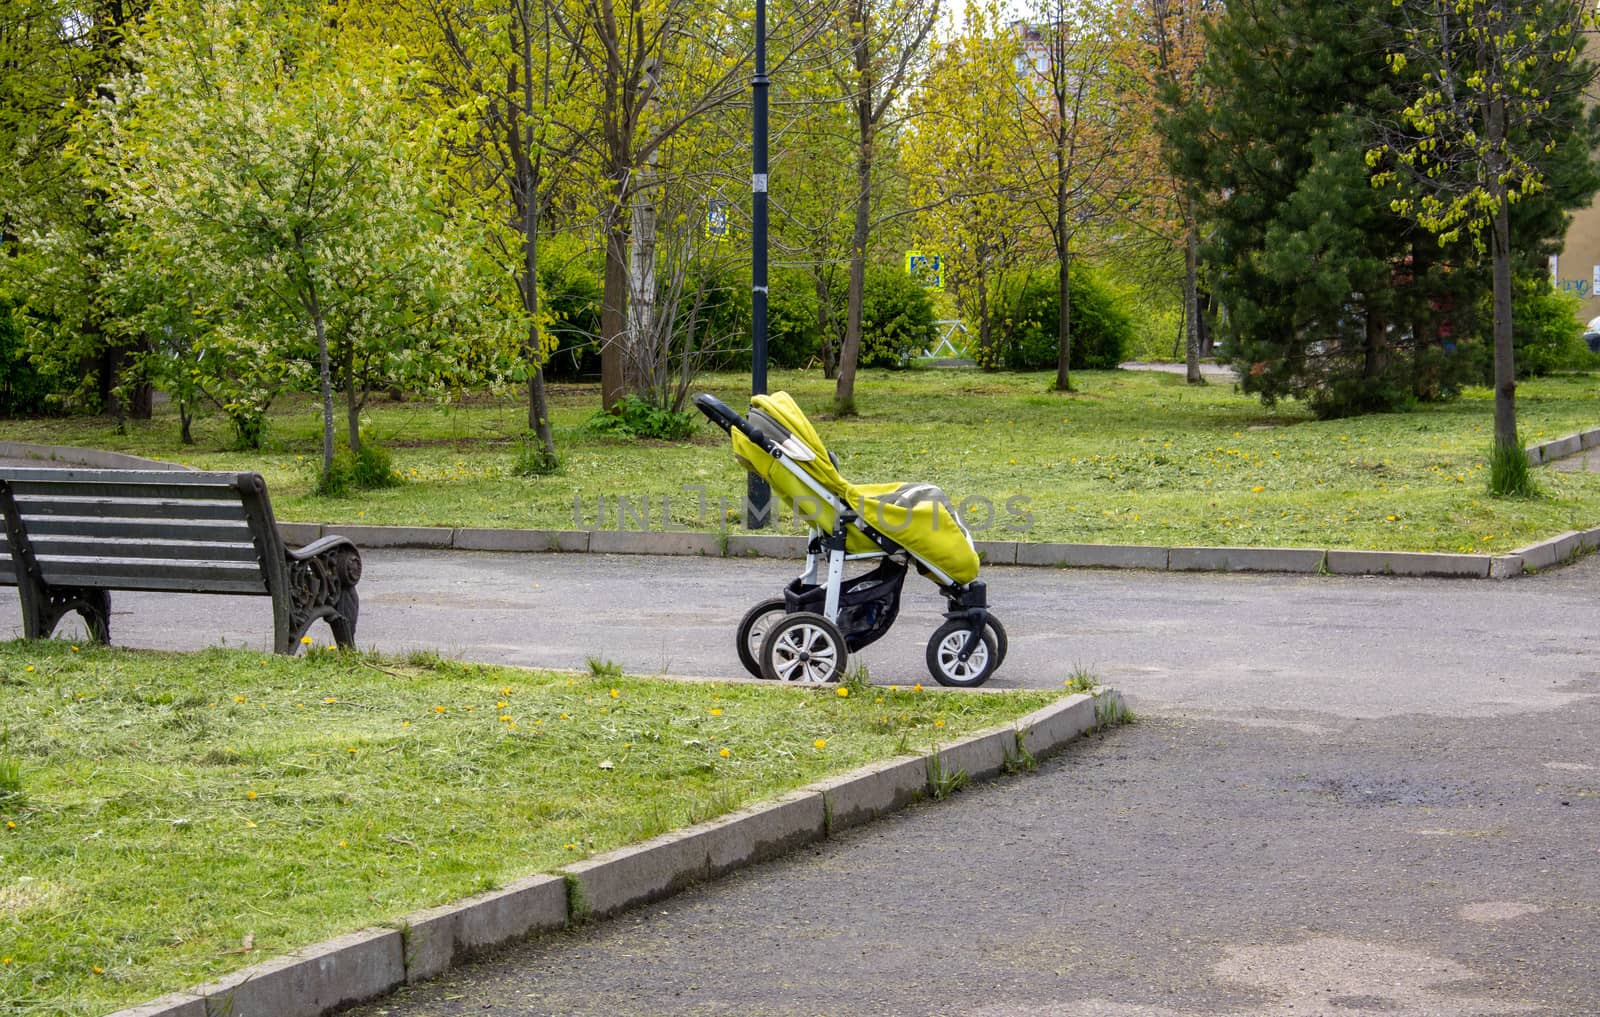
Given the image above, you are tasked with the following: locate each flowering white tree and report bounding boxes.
[97,0,515,470]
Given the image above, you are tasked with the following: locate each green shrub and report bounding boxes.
[538,242,604,380]
[0,302,54,416]
[995,265,1133,371]
[514,432,561,476]
[583,394,698,441]
[1510,278,1587,378]
[858,265,938,368]
[766,269,823,368]
[312,441,403,497]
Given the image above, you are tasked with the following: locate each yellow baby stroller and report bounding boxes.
[695,392,1006,687]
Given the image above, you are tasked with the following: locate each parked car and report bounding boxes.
[1585,315,1600,353]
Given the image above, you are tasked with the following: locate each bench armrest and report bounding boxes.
[286,534,360,562]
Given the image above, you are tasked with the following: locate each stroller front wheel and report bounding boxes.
[926,619,999,688]
[737,598,789,679]
[759,612,849,684]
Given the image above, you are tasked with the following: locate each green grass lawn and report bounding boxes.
[0,640,1065,1016]
[7,367,1600,553]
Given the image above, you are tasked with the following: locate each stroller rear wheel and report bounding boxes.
[737,598,788,679]
[759,612,849,684]
[926,619,998,688]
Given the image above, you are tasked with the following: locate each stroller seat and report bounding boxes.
[731,392,981,585]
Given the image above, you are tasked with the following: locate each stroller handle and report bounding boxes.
[693,393,779,454]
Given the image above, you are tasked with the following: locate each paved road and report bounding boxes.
[6,549,1596,720]
[4,551,1598,1013]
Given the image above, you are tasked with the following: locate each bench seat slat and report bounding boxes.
[13,496,248,522]
[0,468,254,488]
[35,555,268,593]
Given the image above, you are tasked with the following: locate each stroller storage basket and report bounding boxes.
[784,558,906,652]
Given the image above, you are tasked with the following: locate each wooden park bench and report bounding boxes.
[0,467,361,654]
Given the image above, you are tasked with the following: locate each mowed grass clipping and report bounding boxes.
[0,640,1064,1017]
[8,367,1600,551]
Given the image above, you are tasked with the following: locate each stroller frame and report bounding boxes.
[695,393,1001,686]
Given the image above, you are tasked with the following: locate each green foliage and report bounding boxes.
[0,302,54,416]
[582,394,698,441]
[994,266,1133,371]
[858,265,938,368]
[1489,435,1538,498]
[1170,0,1471,419]
[514,431,562,476]
[765,268,823,369]
[538,245,604,380]
[0,726,23,806]
[1507,279,1587,379]
[313,442,403,497]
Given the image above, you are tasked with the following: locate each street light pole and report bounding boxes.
[745,0,772,529]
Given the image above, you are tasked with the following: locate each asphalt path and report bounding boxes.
[4,551,1598,1013]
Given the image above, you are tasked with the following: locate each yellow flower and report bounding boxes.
[70,645,79,652]
[609,689,620,699]
[245,820,257,829]
[497,700,508,709]
[1251,485,1265,493]
[92,966,104,975]
[709,708,723,716]
[835,687,849,698]
[500,715,512,723]
[301,635,314,645]
[502,687,512,696]
[339,840,348,848]
[401,721,410,728]
[560,713,570,720]
[246,790,257,800]
[564,843,576,850]
[5,821,15,830]
[234,695,247,703]
[934,719,945,728]
[889,685,899,691]
[719,747,731,758]
[324,697,337,704]
[813,739,827,750]
[347,747,358,755]
[913,683,923,692]
[2,957,12,964]
[24,666,33,673]
[434,705,446,714]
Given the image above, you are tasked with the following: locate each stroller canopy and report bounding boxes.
[730,392,981,585]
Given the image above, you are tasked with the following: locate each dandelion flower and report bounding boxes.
[813,739,827,750]
[301,635,314,645]
[434,705,446,714]
[913,683,923,692]
[347,747,358,755]
[339,840,348,848]
[401,721,410,728]
[246,790,257,800]
[609,689,620,699]
[5,821,15,830]
[709,708,723,716]
[324,697,338,704]
[719,747,730,758]
[835,687,849,698]
[934,719,945,728]
[70,645,79,652]
[24,666,33,673]
[234,696,247,703]
[502,686,512,696]
[245,820,257,829]
[92,967,104,975]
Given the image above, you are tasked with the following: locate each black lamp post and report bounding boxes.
[745,0,772,529]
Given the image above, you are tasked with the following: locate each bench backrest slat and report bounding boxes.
[0,468,274,595]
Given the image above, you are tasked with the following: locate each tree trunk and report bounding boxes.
[308,280,334,479]
[1487,93,1517,451]
[1184,219,1203,385]
[834,17,873,416]
[1491,195,1517,450]
[344,346,362,453]
[815,272,837,379]
[1054,233,1071,392]
[976,258,994,368]
[600,206,629,410]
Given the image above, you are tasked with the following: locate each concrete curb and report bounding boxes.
[271,520,1548,580]
[0,441,194,471]
[105,690,1114,1017]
